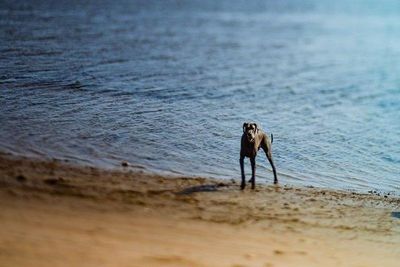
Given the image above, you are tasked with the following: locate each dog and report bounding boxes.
[240,122,278,189]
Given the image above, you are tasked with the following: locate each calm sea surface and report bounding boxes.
[1,0,400,193]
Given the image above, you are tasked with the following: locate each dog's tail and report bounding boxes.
[271,133,273,143]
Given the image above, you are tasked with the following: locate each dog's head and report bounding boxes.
[243,122,259,143]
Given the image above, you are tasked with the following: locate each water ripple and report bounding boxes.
[1,0,400,194]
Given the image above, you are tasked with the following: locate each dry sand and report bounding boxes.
[0,153,400,267]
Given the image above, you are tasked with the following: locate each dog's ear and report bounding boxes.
[253,123,259,133]
[243,122,248,133]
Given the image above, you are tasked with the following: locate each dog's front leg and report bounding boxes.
[250,157,256,189]
[240,155,245,190]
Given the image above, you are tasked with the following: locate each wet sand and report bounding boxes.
[0,153,400,267]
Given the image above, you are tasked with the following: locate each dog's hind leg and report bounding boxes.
[267,150,278,184]
[261,138,278,184]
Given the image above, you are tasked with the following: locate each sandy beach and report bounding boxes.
[2,1,400,267]
[0,153,399,267]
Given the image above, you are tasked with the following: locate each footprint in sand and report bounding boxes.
[142,255,204,267]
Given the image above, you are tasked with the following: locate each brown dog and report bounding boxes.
[240,122,278,189]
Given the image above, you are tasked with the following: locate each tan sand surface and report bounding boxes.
[0,153,400,267]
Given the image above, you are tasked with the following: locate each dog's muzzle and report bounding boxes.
[247,134,255,143]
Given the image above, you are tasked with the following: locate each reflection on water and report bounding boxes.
[391,212,400,219]
[1,0,400,194]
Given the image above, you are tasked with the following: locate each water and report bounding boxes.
[1,0,400,194]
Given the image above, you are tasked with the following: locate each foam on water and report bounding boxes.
[1,0,400,194]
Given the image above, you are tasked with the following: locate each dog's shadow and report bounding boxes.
[177,184,227,195]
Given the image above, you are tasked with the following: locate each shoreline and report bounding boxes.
[1,150,396,198]
[1,153,400,266]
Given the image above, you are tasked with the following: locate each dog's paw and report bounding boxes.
[240,182,246,190]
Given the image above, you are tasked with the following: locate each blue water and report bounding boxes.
[1,0,400,193]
